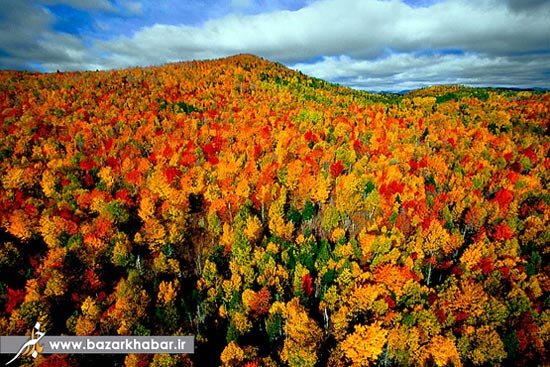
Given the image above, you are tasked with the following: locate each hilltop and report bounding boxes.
[1,54,549,366]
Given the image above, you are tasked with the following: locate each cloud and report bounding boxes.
[40,0,116,11]
[0,0,147,71]
[505,0,550,12]
[121,1,143,15]
[292,52,550,91]
[93,0,550,65]
[114,0,396,62]
[0,0,549,90]
[232,0,253,9]
[35,32,107,71]
[0,0,54,70]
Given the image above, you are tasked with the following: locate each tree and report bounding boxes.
[107,270,151,335]
[220,341,245,367]
[418,219,455,285]
[420,335,462,367]
[280,298,323,367]
[340,322,388,366]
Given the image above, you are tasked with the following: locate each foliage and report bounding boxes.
[1,54,549,366]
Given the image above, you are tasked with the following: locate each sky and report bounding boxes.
[0,0,549,92]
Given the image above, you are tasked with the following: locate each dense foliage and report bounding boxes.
[1,54,549,366]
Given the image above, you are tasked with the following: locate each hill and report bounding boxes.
[1,54,549,366]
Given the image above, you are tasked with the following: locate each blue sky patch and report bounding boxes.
[402,0,441,8]
[44,4,97,36]
[414,48,466,57]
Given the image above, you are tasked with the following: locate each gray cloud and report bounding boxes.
[39,0,116,11]
[292,52,550,91]
[505,0,550,12]
[0,0,52,52]
[122,1,143,15]
[0,0,56,70]
[0,0,140,71]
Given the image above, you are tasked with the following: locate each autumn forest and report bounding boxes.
[1,54,549,366]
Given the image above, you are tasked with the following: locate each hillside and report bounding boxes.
[1,54,549,366]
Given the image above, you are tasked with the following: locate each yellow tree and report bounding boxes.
[340,321,388,366]
[107,270,151,335]
[281,298,323,367]
[418,219,455,285]
[268,187,294,241]
[420,335,463,367]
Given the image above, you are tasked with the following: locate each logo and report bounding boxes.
[1,323,194,362]
[5,322,45,365]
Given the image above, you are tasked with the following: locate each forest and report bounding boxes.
[1,54,549,366]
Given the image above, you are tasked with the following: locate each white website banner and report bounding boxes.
[1,323,194,365]
[1,336,194,354]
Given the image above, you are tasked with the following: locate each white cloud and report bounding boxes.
[93,0,550,65]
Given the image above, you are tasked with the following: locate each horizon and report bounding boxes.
[1,0,549,92]
[2,53,548,95]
